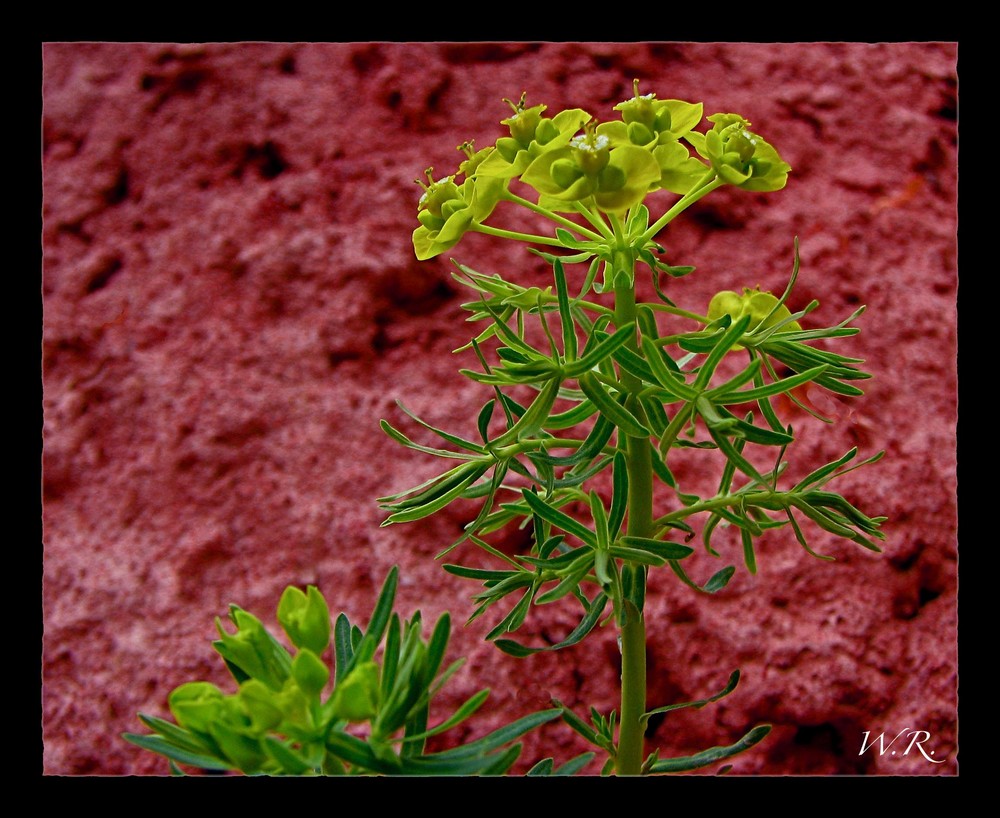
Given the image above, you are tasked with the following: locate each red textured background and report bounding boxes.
[41,42,958,776]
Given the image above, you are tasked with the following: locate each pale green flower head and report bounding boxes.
[522,119,661,213]
[476,93,590,180]
[599,80,704,149]
[686,113,791,192]
[412,168,475,260]
[707,286,802,348]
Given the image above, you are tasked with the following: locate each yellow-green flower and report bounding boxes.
[686,114,791,192]
[521,120,661,213]
[707,287,802,349]
[412,168,475,261]
[475,93,590,180]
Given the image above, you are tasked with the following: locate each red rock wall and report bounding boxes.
[42,42,958,775]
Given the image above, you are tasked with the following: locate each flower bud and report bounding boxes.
[168,681,227,734]
[238,679,285,732]
[330,660,380,724]
[213,606,292,691]
[277,585,331,654]
[291,648,331,698]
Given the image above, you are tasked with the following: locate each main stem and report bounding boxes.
[613,254,653,776]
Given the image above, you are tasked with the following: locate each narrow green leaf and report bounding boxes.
[364,566,398,648]
[646,724,772,773]
[380,459,485,508]
[333,613,353,683]
[590,490,610,552]
[741,528,758,575]
[494,592,608,656]
[641,670,741,725]
[535,413,614,467]
[399,689,491,744]
[394,401,488,454]
[785,508,835,562]
[326,730,400,774]
[422,709,562,761]
[262,737,315,775]
[552,258,578,362]
[382,463,489,524]
[402,703,430,759]
[564,324,636,378]
[477,400,495,444]
[136,714,214,756]
[608,451,629,536]
[424,613,451,683]
[521,489,598,548]
[620,536,694,560]
[544,398,598,430]
[518,545,591,571]
[492,377,562,446]
[607,545,667,566]
[527,758,555,776]
[667,559,736,595]
[613,345,658,385]
[791,447,860,491]
[485,586,536,640]
[122,733,232,772]
[534,556,593,606]
[553,699,602,746]
[443,564,517,581]
[710,364,829,404]
[650,447,677,487]
[704,565,737,593]
[380,419,477,460]
[694,314,753,391]
[578,371,649,438]
[543,752,597,776]
[641,338,695,401]
[705,422,770,489]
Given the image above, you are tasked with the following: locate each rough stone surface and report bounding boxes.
[42,42,958,776]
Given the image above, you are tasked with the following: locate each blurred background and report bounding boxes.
[42,42,957,775]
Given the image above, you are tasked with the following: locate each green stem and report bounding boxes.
[613,267,653,776]
[574,201,615,239]
[502,192,607,242]
[643,302,711,324]
[652,490,779,528]
[639,173,724,245]
[472,223,564,247]
[618,600,647,776]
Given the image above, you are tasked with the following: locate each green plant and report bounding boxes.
[127,83,885,776]
[124,567,582,774]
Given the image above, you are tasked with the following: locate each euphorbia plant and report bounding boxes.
[127,82,885,776]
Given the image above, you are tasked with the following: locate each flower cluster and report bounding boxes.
[412,84,790,259]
